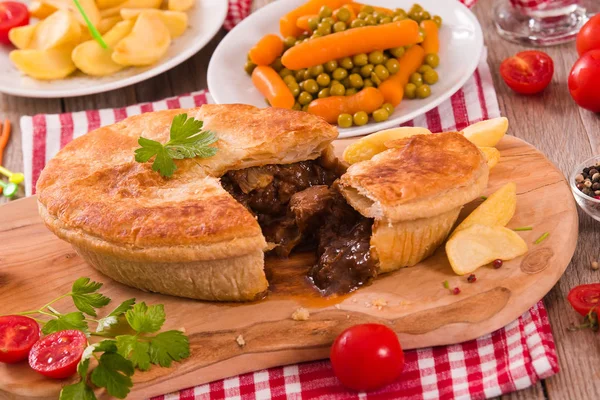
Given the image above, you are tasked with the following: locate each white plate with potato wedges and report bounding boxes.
[0,0,227,98]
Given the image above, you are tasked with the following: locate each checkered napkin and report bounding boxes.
[18,1,560,399]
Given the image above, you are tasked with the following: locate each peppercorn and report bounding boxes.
[584,167,591,175]
[493,259,503,269]
[592,261,599,270]
[583,188,594,196]
[593,183,600,190]
[577,183,585,190]
[590,169,598,176]
[576,174,585,183]
[585,180,593,188]
[452,287,461,295]
[467,274,476,283]
[593,173,600,182]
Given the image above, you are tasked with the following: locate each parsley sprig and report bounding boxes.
[134,113,218,178]
[4,277,190,400]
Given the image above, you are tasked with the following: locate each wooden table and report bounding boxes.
[0,0,599,398]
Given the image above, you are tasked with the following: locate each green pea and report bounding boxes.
[372,108,389,122]
[316,73,330,87]
[433,15,442,28]
[418,28,426,42]
[353,111,369,126]
[357,11,369,20]
[345,88,357,96]
[297,34,308,40]
[418,64,433,74]
[410,72,423,86]
[244,61,256,75]
[382,54,389,64]
[318,88,330,98]
[271,58,283,72]
[317,22,332,35]
[363,78,374,88]
[279,68,293,78]
[409,10,422,21]
[331,79,341,86]
[425,53,440,68]
[309,64,324,77]
[420,11,431,20]
[288,84,300,97]
[298,80,304,91]
[351,66,361,74]
[404,83,417,99]
[295,69,306,81]
[410,4,424,13]
[393,8,408,18]
[389,46,405,59]
[295,40,304,46]
[380,16,392,24]
[283,75,296,85]
[370,72,381,86]
[340,57,353,70]
[324,60,338,72]
[308,17,320,31]
[311,33,322,39]
[382,103,394,115]
[330,83,345,96]
[350,19,366,28]
[335,7,351,22]
[365,15,378,25]
[283,36,296,48]
[353,53,369,67]
[319,5,333,18]
[393,15,406,22]
[305,79,320,94]
[302,104,310,112]
[360,5,374,13]
[292,102,302,111]
[349,73,364,88]
[341,77,351,88]
[368,50,384,65]
[338,113,353,128]
[333,21,347,32]
[360,64,374,78]
[332,68,348,81]
[324,17,337,25]
[372,11,382,21]
[374,65,390,81]
[385,59,400,74]
[416,84,431,98]
[423,70,438,85]
[298,91,313,105]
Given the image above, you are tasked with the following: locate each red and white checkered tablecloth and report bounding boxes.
[18,1,561,399]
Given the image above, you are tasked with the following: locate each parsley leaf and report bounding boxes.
[108,298,136,317]
[90,353,134,399]
[149,330,190,368]
[125,302,165,333]
[116,335,151,371]
[43,312,88,335]
[134,114,218,178]
[94,340,118,353]
[97,298,136,333]
[71,277,111,317]
[59,381,96,400]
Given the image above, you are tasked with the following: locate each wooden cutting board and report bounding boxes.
[0,136,578,399]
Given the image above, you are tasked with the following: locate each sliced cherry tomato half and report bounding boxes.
[568,49,600,113]
[29,330,87,379]
[0,1,30,45]
[499,51,554,95]
[577,14,600,56]
[568,284,600,316]
[330,323,405,391]
[0,315,40,364]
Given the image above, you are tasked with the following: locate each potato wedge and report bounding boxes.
[462,117,509,147]
[480,146,500,169]
[96,0,127,10]
[446,224,528,275]
[342,127,431,164]
[100,0,162,18]
[73,20,135,76]
[10,45,77,80]
[168,0,194,12]
[112,12,171,66]
[120,9,188,38]
[29,0,57,19]
[31,10,82,50]
[44,0,101,27]
[453,182,517,235]
[9,24,38,49]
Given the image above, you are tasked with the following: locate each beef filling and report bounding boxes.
[220,159,376,295]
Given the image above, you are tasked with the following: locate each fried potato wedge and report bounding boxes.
[9,24,37,49]
[10,45,77,80]
[100,0,162,18]
[120,9,188,38]
[462,117,509,147]
[446,224,527,275]
[29,0,57,19]
[44,0,101,27]
[480,146,500,169]
[112,12,171,66]
[31,10,82,50]
[73,20,135,76]
[168,0,194,12]
[342,126,431,164]
[96,0,127,10]
[452,182,517,235]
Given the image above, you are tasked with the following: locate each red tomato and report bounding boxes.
[0,2,30,45]
[0,315,40,364]
[330,323,404,391]
[567,284,600,316]
[577,14,600,56]
[499,51,554,95]
[29,330,87,379]
[569,49,600,113]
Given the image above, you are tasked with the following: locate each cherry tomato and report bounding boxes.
[567,284,600,316]
[499,51,554,95]
[577,14,600,56]
[29,330,87,379]
[0,2,30,45]
[330,323,404,391]
[568,49,600,113]
[0,315,40,364]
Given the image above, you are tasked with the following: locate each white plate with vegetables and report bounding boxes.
[0,0,227,98]
[208,0,483,138]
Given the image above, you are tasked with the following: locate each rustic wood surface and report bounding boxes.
[0,0,598,398]
[0,135,579,399]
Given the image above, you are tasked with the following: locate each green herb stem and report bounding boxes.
[442,280,450,289]
[534,232,549,244]
[480,196,488,200]
[73,0,107,49]
[513,226,533,231]
[40,293,71,313]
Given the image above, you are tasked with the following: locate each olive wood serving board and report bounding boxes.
[0,136,577,399]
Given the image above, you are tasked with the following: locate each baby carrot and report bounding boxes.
[0,119,11,167]
[378,45,426,106]
[249,34,284,66]
[296,14,316,32]
[280,0,353,38]
[282,19,420,70]
[252,66,295,109]
[307,87,384,123]
[420,20,440,54]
